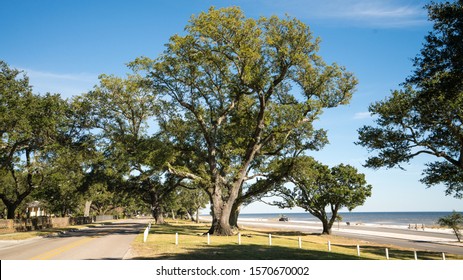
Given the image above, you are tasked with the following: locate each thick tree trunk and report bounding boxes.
[205,169,245,235]
[152,205,165,225]
[320,211,338,235]
[321,219,332,235]
[310,209,336,235]
[208,213,234,235]
[148,190,166,224]
[1,186,33,219]
[208,215,234,235]
[208,192,235,235]
[6,204,17,219]
[2,196,25,219]
[171,209,176,220]
[229,202,241,229]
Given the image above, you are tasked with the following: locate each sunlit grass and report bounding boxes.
[0,231,48,240]
[0,224,93,240]
[130,220,463,260]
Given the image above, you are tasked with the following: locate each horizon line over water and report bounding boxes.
[234,211,463,226]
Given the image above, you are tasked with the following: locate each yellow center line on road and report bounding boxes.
[29,237,96,260]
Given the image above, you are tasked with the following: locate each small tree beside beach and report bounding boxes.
[438,211,463,242]
[271,156,372,235]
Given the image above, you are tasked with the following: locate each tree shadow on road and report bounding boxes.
[43,222,146,239]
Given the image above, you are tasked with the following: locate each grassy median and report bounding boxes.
[130,220,463,260]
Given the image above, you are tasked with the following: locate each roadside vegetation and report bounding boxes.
[438,211,463,242]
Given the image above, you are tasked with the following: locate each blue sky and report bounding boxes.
[1,0,461,212]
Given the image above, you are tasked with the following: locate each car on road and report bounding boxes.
[278,215,289,222]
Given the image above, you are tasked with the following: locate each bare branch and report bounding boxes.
[166,163,202,181]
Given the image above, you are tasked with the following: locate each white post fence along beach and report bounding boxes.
[357,244,360,257]
[238,233,241,245]
[175,232,179,246]
[385,248,389,260]
[328,240,331,252]
[298,237,302,249]
[268,234,272,246]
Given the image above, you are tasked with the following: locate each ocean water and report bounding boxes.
[238,212,461,226]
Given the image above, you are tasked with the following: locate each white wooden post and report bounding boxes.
[238,233,241,245]
[385,248,389,260]
[357,244,360,257]
[328,240,331,252]
[175,232,178,245]
[207,233,210,245]
[414,251,418,260]
[298,237,302,249]
[269,234,272,246]
[442,252,446,260]
[143,226,149,243]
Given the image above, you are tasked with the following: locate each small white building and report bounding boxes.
[26,201,46,217]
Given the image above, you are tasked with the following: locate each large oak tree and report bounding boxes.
[0,61,68,218]
[77,73,176,224]
[133,7,357,235]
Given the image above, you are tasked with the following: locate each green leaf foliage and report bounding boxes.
[131,7,357,234]
[271,156,371,234]
[0,61,69,218]
[76,72,179,222]
[357,1,463,198]
[438,210,463,242]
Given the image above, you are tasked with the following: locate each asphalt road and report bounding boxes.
[238,219,463,256]
[0,219,148,260]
